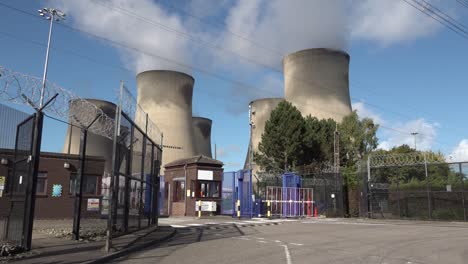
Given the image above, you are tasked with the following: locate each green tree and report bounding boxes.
[337,111,379,186]
[339,111,379,167]
[254,101,306,171]
[303,116,336,165]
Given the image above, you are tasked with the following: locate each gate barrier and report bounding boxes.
[260,186,314,218]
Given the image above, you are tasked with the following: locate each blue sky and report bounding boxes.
[1,0,468,171]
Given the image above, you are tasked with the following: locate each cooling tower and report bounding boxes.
[192,117,212,158]
[283,48,352,121]
[244,98,284,173]
[62,99,116,174]
[136,70,197,174]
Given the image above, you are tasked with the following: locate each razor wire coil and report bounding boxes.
[0,65,116,140]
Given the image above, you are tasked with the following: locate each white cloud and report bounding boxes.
[48,0,453,107]
[351,0,441,45]
[221,0,349,69]
[352,102,383,124]
[379,119,438,151]
[448,139,468,162]
[49,0,192,74]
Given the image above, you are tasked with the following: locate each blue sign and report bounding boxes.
[52,184,62,197]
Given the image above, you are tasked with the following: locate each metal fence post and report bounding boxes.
[423,152,432,220]
[124,127,134,232]
[367,156,372,219]
[106,81,124,252]
[460,163,466,221]
[23,112,44,250]
[72,128,87,240]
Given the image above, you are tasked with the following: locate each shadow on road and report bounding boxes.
[111,223,258,263]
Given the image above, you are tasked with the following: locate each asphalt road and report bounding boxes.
[111,218,468,264]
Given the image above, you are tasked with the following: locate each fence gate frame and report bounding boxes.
[6,111,43,250]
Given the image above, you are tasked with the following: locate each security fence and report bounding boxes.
[358,153,468,221]
[0,67,163,251]
[108,83,162,240]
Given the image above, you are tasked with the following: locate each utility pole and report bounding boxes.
[333,124,340,173]
[411,132,419,150]
[248,103,254,170]
[38,8,65,108]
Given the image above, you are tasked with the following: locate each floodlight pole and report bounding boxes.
[411,132,419,150]
[38,8,65,108]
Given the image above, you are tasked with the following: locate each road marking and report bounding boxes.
[205,222,218,225]
[170,225,188,228]
[282,245,292,264]
[187,223,204,226]
[214,233,223,236]
[274,240,282,243]
[242,220,262,223]
[289,243,303,246]
[258,240,268,243]
[256,237,265,240]
[301,221,385,226]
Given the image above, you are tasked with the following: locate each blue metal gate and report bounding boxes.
[234,170,253,218]
[222,172,235,215]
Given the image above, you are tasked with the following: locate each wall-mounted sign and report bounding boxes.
[197,170,213,181]
[0,176,5,197]
[87,198,100,211]
[52,184,62,197]
[195,201,217,212]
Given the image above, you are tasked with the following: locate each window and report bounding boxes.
[0,176,5,197]
[70,174,99,195]
[197,181,220,198]
[36,172,47,195]
[173,180,185,202]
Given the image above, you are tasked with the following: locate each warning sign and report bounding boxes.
[87,198,100,211]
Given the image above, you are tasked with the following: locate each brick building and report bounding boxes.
[163,155,223,217]
[0,149,105,219]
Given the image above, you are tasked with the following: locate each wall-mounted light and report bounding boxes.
[0,158,8,165]
[64,162,70,169]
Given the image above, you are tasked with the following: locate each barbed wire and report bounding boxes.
[369,152,446,168]
[118,84,162,145]
[0,65,116,139]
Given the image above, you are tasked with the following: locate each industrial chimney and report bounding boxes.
[283,48,352,121]
[192,117,212,158]
[136,70,197,174]
[62,99,117,174]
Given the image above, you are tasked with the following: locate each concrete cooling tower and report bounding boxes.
[283,48,352,121]
[244,98,284,171]
[136,70,197,174]
[62,99,116,174]
[192,117,212,158]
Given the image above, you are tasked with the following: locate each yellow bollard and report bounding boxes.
[267,200,271,218]
[236,200,241,219]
